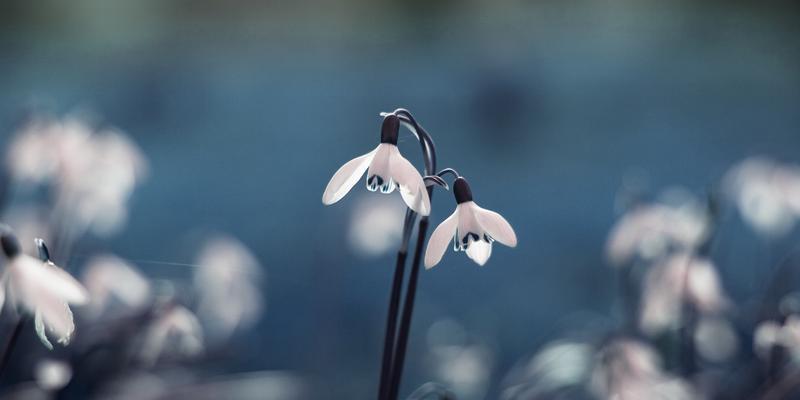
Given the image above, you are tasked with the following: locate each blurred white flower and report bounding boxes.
[6,115,147,236]
[754,315,800,362]
[606,194,709,266]
[166,371,308,400]
[724,157,800,236]
[82,254,151,318]
[195,235,263,339]
[426,319,492,400]
[0,231,88,349]
[501,340,593,399]
[34,359,72,391]
[694,316,739,362]
[640,253,729,334]
[322,114,430,215]
[141,304,204,365]
[348,196,404,257]
[590,339,700,400]
[425,177,517,268]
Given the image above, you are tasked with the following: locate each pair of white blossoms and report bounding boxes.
[322,118,517,267]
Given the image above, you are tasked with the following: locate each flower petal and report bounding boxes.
[474,204,517,247]
[0,275,5,312]
[34,310,54,350]
[466,239,493,266]
[13,256,89,306]
[322,147,377,205]
[389,147,431,216]
[35,295,75,345]
[424,210,459,269]
[366,144,394,191]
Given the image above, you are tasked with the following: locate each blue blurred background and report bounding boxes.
[0,1,799,398]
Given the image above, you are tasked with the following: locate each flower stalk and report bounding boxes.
[380,109,437,400]
[322,108,516,400]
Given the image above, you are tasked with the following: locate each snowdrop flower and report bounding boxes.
[724,157,800,236]
[754,315,800,361]
[0,231,88,349]
[501,340,593,399]
[424,177,516,268]
[195,236,263,339]
[141,304,204,365]
[426,319,493,399]
[640,252,729,334]
[6,116,147,236]
[590,339,699,400]
[606,198,709,266]
[322,114,431,215]
[82,255,151,318]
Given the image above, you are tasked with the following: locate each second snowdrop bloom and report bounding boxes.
[322,114,431,215]
[425,177,517,268]
[0,231,89,349]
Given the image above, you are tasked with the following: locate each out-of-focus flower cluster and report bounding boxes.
[7,116,146,236]
[0,113,305,399]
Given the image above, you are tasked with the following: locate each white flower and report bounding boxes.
[195,235,263,339]
[140,304,203,365]
[6,116,147,236]
[754,315,800,361]
[590,339,699,400]
[82,255,151,318]
[0,231,88,349]
[606,196,709,266]
[640,253,729,334]
[724,157,800,236]
[322,114,430,215]
[424,177,517,268]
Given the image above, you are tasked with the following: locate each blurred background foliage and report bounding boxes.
[0,0,799,398]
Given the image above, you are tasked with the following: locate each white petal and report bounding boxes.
[366,144,394,191]
[83,255,150,316]
[12,257,88,305]
[466,239,493,266]
[322,147,377,205]
[473,203,517,247]
[388,146,431,216]
[0,275,5,312]
[424,210,459,269]
[456,202,483,244]
[35,295,75,345]
[34,311,54,350]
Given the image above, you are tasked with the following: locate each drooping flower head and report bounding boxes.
[0,228,88,349]
[424,177,517,268]
[322,114,431,215]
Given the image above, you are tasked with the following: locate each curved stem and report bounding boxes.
[392,109,436,175]
[435,168,460,180]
